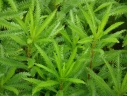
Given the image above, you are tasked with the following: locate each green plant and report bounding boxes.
[24,40,87,95]
[0,0,127,96]
[87,54,127,96]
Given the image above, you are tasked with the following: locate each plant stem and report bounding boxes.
[27,44,32,58]
[88,40,96,79]
[60,81,63,90]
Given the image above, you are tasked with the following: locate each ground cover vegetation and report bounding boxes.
[0,0,127,96]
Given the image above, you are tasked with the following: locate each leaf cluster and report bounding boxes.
[0,0,127,96]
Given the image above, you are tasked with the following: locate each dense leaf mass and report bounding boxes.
[0,0,127,96]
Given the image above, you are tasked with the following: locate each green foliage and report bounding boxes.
[87,54,127,96]
[0,0,127,96]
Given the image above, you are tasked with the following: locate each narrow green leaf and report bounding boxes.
[86,1,96,34]
[109,30,125,38]
[101,37,119,43]
[10,35,27,46]
[80,6,95,36]
[24,78,42,84]
[70,10,75,24]
[68,22,86,38]
[87,67,113,94]
[27,58,35,68]
[0,44,4,58]
[121,73,127,93]
[8,0,18,11]
[60,30,71,43]
[62,78,85,84]
[94,2,115,12]
[110,5,127,16]
[36,9,57,37]
[53,41,62,75]
[32,80,59,95]
[104,22,124,35]
[65,62,75,77]
[15,18,28,34]
[8,72,31,84]
[29,8,34,37]
[34,44,54,68]
[0,11,26,18]
[0,19,20,29]
[4,67,16,83]
[56,90,63,96]
[4,85,19,95]
[116,55,122,90]
[69,89,85,96]
[97,4,112,39]
[54,53,61,76]
[66,47,77,72]
[34,0,41,25]
[61,63,66,78]
[88,79,96,96]
[123,35,127,47]
[48,22,63,38]
[0,30,23,37]
[45,91,50,96]
[55,0,63,5]
[35,63,58,78]
[34,66,45,79]
[0,58,27,69]
[36,38,53,43]
[78,36,93,44]
[102,58,117,87]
